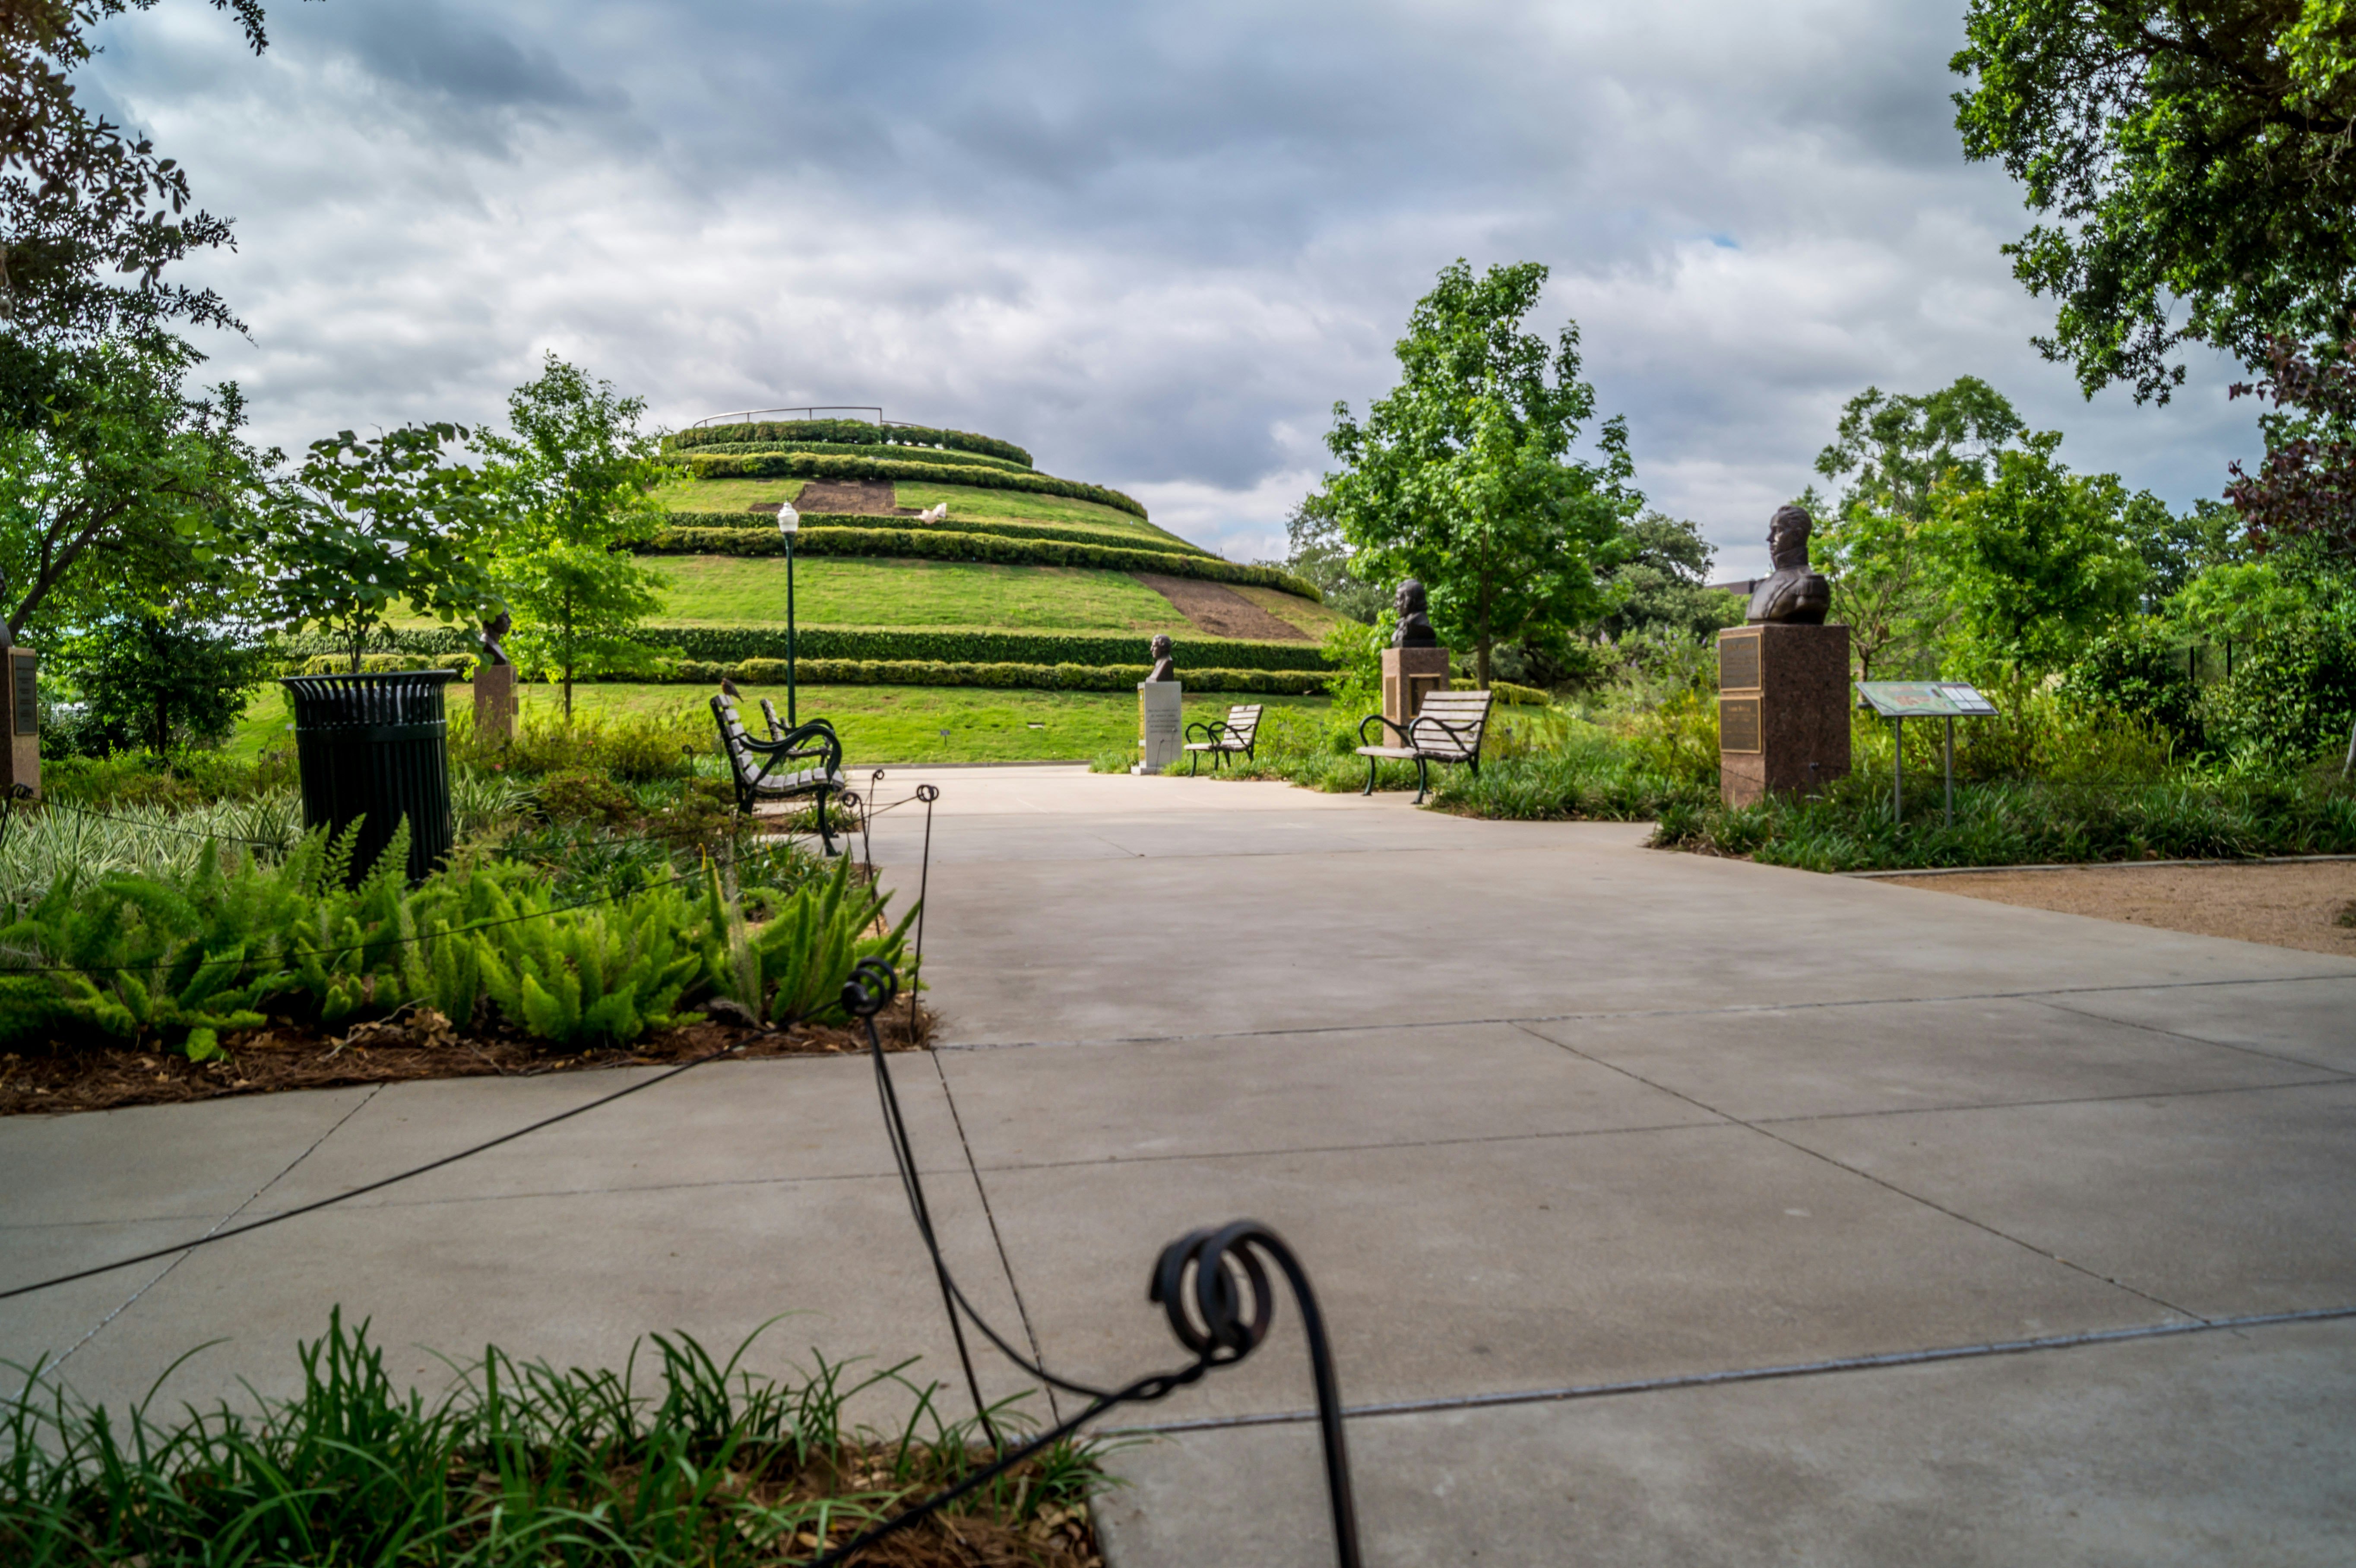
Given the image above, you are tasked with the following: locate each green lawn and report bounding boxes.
[643,554,1188,631]
[229,683,1330,765]
[652,474,1181,544]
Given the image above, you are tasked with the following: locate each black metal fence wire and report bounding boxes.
[0,786,1367,1567]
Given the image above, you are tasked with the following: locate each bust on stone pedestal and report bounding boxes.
[1137,632,1182,771]
[1144,632,1177,682]
[1745,505,1833,626]
[1381,578,1449,738]
[475,608,518,745]
[1392,579,1438,647]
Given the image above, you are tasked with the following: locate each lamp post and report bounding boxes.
[777,502,800,727]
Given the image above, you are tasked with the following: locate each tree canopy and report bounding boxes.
[1321,259,1638,688]
[1952,0,2356,400]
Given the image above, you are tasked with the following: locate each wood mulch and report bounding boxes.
[788,478,915,515]
[0,1005,937,1118]
[1131,572,1310,642]
[1880,859,2356,958]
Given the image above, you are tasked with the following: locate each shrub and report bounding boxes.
[719,658,1328,694]
[295,651,481,680]
[642,523,1320,597]
[677,440,1034,474]
[2058,618,2204,749]
[662,508,1216,556]
[682,453,1147,518]
[2204,612,2356,768]
[293,624,1335,672]
[536,767,637,826]
[668,416,1032,466]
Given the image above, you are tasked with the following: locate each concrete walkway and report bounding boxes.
[5,766,2354,1563]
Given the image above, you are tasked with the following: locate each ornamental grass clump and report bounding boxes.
[0,1312,1107,1568]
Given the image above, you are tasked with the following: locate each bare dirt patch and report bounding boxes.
[1881,859,2356,958]
[0,1005,935,1118]
[787,478,913,515]
[1131,571,1311,641]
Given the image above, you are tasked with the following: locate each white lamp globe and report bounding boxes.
[776,502,800,536]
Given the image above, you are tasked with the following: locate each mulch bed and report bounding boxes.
[0,1005,936,1118]
[1131,571,1310,641]
[788,478,915,515]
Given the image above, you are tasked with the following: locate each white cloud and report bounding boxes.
[82,0,2261,587]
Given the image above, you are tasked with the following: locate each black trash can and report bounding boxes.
[280,670,458,885]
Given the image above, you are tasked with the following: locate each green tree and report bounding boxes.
[1931,431,2147,674]
[0,336,260,647]
[1596,512,1739,642]
[1321,259,1638,688]
[1952,0,2356,401]
[264,424,503,672]
[478,355,675,717]
[66,597,269,755]
[1274,494,1387,623]
[1811,378,2024,678]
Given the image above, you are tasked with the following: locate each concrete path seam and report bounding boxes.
[926,1048,1060,1423]
[15,1084,384,1390]
[1506,1022,2207,1324]
[2027,993,2356,1079]
[1742,1075,2356,1128]
[1105,1303,2356,1436]
[930,970,2356,1052]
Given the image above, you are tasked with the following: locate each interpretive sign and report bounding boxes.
[1854,681,1998,718]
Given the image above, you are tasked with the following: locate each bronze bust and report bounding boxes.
[1145,633,1177,682]
[1745,506,1832,626]
[1393,579,1438,647]
[481,608,513,667]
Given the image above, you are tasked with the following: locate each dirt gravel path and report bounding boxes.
[1880,859,2356,958]
[1131,571,1310,641]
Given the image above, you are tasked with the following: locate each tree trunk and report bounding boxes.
[1477,635,1492,690]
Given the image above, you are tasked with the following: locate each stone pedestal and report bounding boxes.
[474,661,517,746]
[1381,646,1450,739]
[1135,680,1182,773]
[2,645,38,800]
[1717,623,1850,806]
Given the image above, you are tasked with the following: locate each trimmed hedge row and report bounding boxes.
[644,526,1320,599]
[670,419,1031,467]
[662,509,1214,557]
[665,660,1328,695]
[280,625,1336,672]
[680,441,1032,474]
[685,452,1147,519]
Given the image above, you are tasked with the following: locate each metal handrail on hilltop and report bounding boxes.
[691,405,918,429]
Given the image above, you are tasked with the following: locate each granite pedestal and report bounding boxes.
[1136,681,1182,773]
[1381,646,1450,739]
[3,645,39,800]
[474,662,517,745]
[1717,623,1850,806]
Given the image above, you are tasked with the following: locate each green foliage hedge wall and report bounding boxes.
[678,441,1035,474]
[669,419,1031,467]
[662,509,1214,556]
[684,660,1329,694]
[644,525,1318,597]
[684,453,1147,518]
[283,625,1336,671]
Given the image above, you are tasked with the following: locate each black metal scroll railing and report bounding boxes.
[814,956,1363,1568]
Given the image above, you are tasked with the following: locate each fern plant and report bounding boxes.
[703,856,914,1027]
[477,879,704,1046]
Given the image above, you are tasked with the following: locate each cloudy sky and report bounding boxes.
[85,0,2256,577]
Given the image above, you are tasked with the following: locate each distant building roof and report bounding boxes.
[1707,578,1761,597]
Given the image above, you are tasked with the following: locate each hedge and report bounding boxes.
[684,453,1147,519]
[678,441,1032,475]
[662,509,1214,557]
[659,660,1329,695]
[644,526,1320,599]
[669,419,1030,467]
[279,625,1335,672]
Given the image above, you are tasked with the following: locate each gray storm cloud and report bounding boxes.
[84,0,2256,575]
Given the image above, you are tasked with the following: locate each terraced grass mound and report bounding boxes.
[619,415,1343,701]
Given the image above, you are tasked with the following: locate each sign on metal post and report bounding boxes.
[1854,682,2001,826]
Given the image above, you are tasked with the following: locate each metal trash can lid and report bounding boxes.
[279,669,460,727]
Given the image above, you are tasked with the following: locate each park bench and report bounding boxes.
[1354,689,1493,803]
[709,693,847,853]
[1183,703,1264,775]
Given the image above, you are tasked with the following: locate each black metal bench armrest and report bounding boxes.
[1185,719,1230,745]
[1356,712,1412,747]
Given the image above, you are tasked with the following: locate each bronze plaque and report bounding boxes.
[11,652,34,737]
[1718,632,1760,691]
[1719,696,1762,753]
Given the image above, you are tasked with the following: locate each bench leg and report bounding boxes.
[1188,750,1199,777]
[1413,756,1430,805]
[814,787,838,857]
[1362,754,1377,796]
